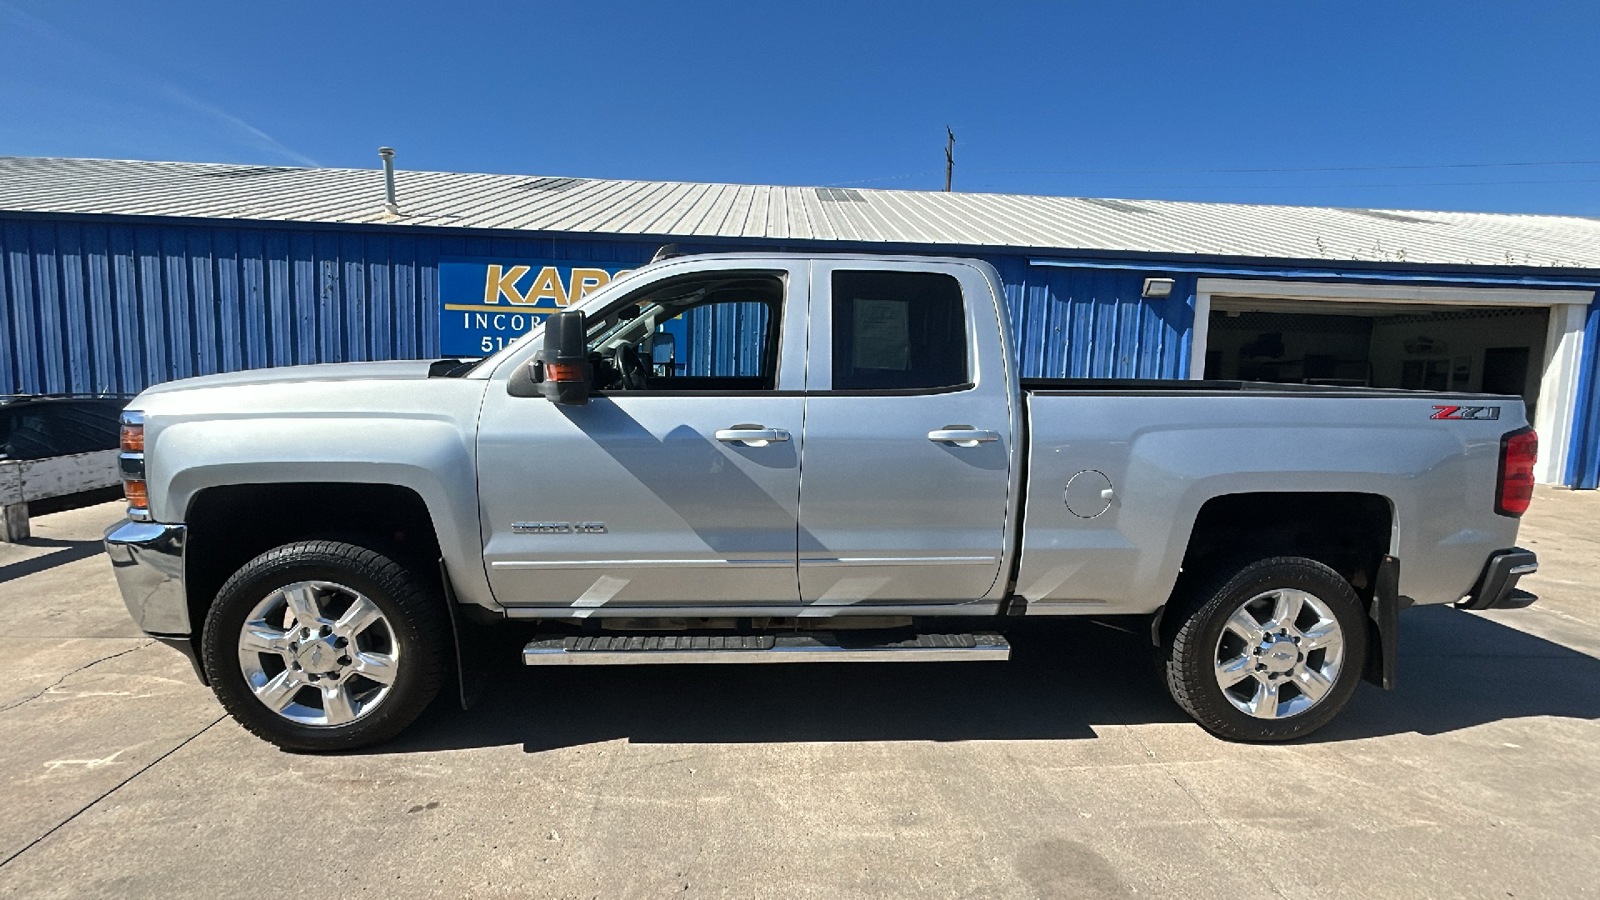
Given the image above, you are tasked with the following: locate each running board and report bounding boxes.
[522,632,1010,666]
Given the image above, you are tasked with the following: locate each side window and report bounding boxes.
[657,300,772,380]
[831,270,968,392]
[586,272,783,392]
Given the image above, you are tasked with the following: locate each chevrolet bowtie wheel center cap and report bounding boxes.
[1256,636,1301,675]
[292,633,346,675]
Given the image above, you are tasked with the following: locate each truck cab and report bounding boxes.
[478,254,1019,615]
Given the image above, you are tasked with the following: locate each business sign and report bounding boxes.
[439,257,634,356]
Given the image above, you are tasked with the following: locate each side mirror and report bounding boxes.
[649,332,676,368]
[530,310,591,405]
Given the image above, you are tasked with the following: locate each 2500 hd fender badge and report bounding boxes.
[1431,405,1500,421]
[512,522,607,534]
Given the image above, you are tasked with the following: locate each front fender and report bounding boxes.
[141,388,496,612]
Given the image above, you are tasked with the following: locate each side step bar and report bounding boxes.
[522,632,1010,666]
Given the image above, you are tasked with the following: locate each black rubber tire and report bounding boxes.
[1164,556,1368,742]
[201,540,449,752]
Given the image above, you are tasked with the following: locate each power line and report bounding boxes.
[979,177,1600,191]
[825,159,1600,190]
[823,169,943,187]
[970,159,1600,176]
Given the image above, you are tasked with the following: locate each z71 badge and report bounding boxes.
[1431,405,1500,421]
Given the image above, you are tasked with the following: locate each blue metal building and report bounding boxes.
[2,157,1597,487]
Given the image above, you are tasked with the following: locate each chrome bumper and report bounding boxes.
[104,519,189,635]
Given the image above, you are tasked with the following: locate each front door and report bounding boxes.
[477,261,809,611]
[797,261,1015,607]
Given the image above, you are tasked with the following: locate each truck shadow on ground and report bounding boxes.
[0,538,105,584]
[374,605,1600,755]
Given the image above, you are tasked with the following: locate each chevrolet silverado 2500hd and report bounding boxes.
[104,252,1541,751]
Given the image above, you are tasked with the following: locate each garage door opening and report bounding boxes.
[1190,278,1593,485]
[1203,302,1550,416]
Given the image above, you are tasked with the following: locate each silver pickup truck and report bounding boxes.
[104,252,1541,751]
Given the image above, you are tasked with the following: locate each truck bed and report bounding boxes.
[1013,383,1525,616]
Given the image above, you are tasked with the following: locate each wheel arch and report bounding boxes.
[1155,490,1399,688]
[1178,491,1396,589]
[181,481,450,681]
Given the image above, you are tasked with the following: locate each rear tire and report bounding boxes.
[1165,556,1367,742]
[201,540,448,752]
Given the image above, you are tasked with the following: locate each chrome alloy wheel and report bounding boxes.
[1213,588,1345,719]
[237,580,400,727]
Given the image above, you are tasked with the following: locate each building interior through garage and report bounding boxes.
[1204,300,1550,416]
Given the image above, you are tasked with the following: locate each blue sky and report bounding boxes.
[3,0,1599,215]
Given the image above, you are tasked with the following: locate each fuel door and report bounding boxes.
[1064,469,1114,519]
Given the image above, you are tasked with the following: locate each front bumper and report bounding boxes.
[1456,548,1539,611]
[105,519,206,682]
[104,518,189,634]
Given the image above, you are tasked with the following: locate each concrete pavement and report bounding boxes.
[0,488,1595,898]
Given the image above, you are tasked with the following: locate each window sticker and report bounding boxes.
[852,297,910,370]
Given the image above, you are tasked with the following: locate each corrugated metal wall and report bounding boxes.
[0,217,658,395]
[1566,296,1600,489]
[680,302,770,378]
[989,258,1195,379]
[10,214,1598,486]
[0,216,1195,395]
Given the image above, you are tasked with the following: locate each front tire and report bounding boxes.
[201,540,448,752]
[1165,556,1367,742]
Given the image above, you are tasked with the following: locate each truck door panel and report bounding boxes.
[798,263,1014,605]
[477,262,809,609]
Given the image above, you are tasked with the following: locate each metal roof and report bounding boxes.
[4,155,1600,270]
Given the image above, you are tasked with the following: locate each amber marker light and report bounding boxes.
[123,478,149,511]
[119,411,149,517]
[546,363,586,382]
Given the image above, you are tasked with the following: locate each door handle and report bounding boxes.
[927,428,1000,448]
[715,427,791,448]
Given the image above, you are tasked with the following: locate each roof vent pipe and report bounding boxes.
[378,147,399,215]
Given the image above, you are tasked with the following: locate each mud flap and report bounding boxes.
[439,559,488,710]
[1364,555,1400,690]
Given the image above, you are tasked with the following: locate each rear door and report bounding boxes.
[797,260,1015,606]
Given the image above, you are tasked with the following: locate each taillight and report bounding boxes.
[1496,427,1537,517]
[120,410,149,519]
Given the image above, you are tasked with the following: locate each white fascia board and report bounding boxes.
[1195,278,1593,308]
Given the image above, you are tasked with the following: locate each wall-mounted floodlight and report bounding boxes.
[1142,277,1175,299]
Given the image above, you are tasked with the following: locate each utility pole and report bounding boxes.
[944,126,956,192]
